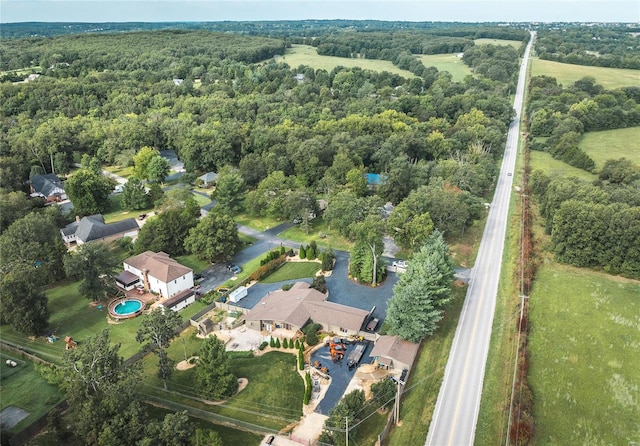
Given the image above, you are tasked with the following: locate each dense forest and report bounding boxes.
[536,26,640,69]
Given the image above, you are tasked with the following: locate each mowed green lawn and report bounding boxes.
[0,351,64,432]
[474,38,524,49]
[528,263,640,445]
[417,53,472,82]
[260,261,321,284]
[531,58,640,89]
[530,151,596,181]
[579,127,640,170]
[280,44,416,78]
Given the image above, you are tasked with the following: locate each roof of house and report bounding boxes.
[114,270,141,286]
[162,288,195,309]
[370,335,420,369]
[198,172,217,182]
[30,173,64,196]
[61,215,139,243]
[244,282,369,331]
[124,251,192,283]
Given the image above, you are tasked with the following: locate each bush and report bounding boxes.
[259,341,268,350]
[302,323,321,346]
[281,283,293,291]
[303,371,312,405]
[289,338,294,349]
[298,347,304,370]
[299,244,306,259]
[270,337,276,348]
[249,255,287,281]
[275,338,281,348]
[295,339,300,349]
[321,248,335,271]
[282,338,289,348]
[307,240,318,260]
[280,246,286,255]
[310,276,327,294]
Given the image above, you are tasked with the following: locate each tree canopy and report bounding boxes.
[386,231,455,342]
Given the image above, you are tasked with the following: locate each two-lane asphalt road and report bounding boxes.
[425,32,535,446]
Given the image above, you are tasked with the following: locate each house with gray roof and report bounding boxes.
[197,172,217,187]
[61,215,139,246]
[29,173,66,202]
[244,282,370,335]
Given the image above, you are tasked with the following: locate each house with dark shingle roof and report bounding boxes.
[197,172,218,187]
[119,251,193,299]
[244,282,370,335]
[61,215,139,246]
[29,173,66,202]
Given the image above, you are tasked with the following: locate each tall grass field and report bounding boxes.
[528,263,640,445]
[531,58,640,89]
[579,127,640,170]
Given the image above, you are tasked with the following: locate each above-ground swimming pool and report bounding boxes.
[108,298,145,319]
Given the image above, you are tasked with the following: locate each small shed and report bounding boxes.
[228,286,248,303]
[162,289,196,312]
[197,318,215,336]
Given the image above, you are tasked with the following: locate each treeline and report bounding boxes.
[527,76,640,171]
[531,163,640,278]
[0,30,285,73]
[0,20,531,39]
[536,26,640,70]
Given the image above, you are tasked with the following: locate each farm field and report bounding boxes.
[474,38,523,49]
[528,263,640,445]
[417,53,472,82]
[579,126,640,169]
[531,58,640,89]
[530,151,596,181]
[280,44,416,78]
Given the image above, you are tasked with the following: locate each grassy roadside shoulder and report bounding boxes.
[386,283,466,445]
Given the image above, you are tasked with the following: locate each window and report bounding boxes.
[174,280,177,284]
[340,327,347,333]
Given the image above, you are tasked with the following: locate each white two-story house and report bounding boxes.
[118,251,193,299]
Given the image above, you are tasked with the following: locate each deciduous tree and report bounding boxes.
[64,243,118,302]
[195,335,237,400]
[65,168,115,216]
[184,212,240,263]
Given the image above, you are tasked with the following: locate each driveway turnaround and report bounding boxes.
[426,31,535,446]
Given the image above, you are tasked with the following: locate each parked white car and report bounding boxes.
[392,260,408,268]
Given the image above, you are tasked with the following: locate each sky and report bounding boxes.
[1,0,639,24]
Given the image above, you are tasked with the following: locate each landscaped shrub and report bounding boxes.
[302,323,321,346]
[310,276,327,294]
[321,248,335,271]
[307,240,318,260]
[299,244,306,259]
[281,283,293,291]
[289,338,294,349]
[275,338,281,348]
[280,246,286,255]
[259,341,268,350]
[303,371,312,405]
[295,339,300,349]
[298,347,304,370]
[282,338,289,348]
[249,255,287,281]
[270,337,276,348]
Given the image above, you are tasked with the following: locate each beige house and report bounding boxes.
[370,335,420,373]
[244,282,369,335]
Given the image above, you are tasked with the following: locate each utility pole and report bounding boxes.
[345,416,349,446]
[395,379,401,424]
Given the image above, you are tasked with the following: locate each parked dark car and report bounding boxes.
[226,264,241,274]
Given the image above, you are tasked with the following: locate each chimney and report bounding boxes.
[142,268,150,291]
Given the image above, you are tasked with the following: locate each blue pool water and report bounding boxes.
[113,299,142,316]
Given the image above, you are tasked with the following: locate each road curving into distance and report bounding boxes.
[425,31,535,446]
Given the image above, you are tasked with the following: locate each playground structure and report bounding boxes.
[65,336,77,350]
[329,338,346,361]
